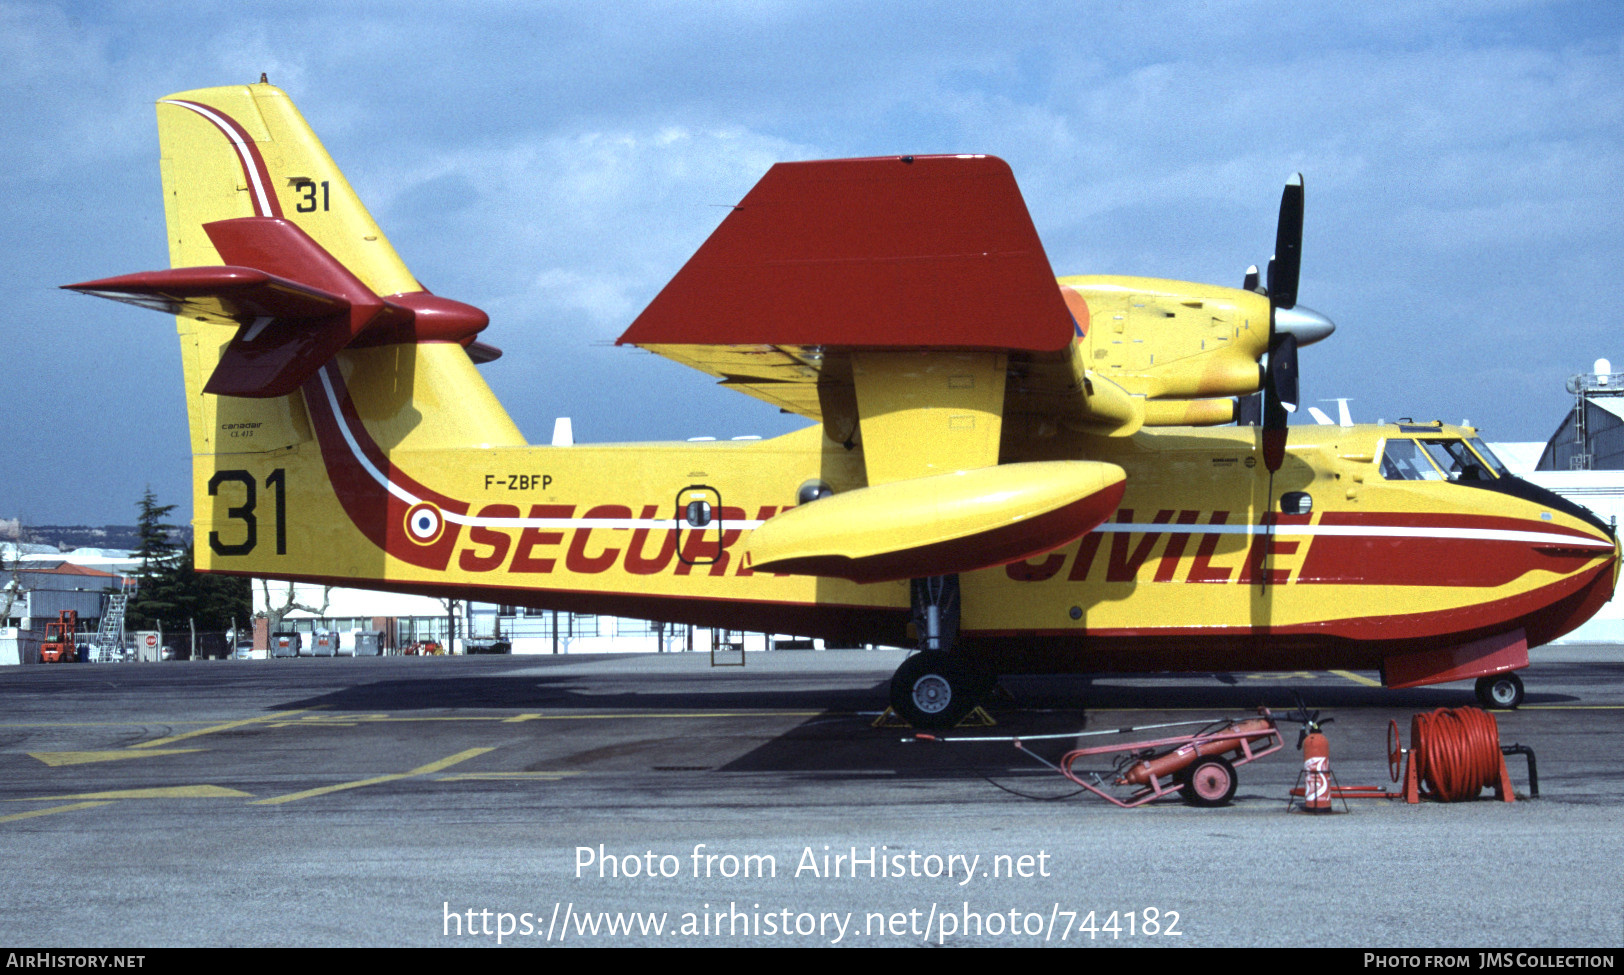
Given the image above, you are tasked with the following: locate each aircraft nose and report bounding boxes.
[1274,305,1336,346]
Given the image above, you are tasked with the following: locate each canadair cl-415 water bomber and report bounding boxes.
[66,82,1618,727]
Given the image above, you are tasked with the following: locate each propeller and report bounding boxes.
[1256,174,1326,471]
[1235,177,1336,458]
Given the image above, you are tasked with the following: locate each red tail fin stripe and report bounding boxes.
[312,365,766,531]
[314,365,454,511]
[159,99,282,219]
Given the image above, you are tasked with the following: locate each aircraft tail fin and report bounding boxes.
[154,83,420,300]
[63,81,521,457]
[65,83,499,400]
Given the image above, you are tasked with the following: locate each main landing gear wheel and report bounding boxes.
[890,651,975,729]
[1180,756,1238,807]
[1475,672,1524,710]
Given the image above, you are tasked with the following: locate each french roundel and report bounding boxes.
[405,502,444,545]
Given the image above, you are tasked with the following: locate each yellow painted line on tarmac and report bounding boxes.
[28,709,315,766]
[28,748,205,767]
[437,772,578,782]
[278,711,822,724]
[0,721,235,729]
[388,716,522,722]
[409,748,496,775]
[269,715,513,727]
[13,785,252,801]
[264,711,815,727]
[0,801,113,823]
[253,747,495,806]
[252,773,413,805]
[502,711,823,722]
[1331,670,1383,687]
[131,709,313,748]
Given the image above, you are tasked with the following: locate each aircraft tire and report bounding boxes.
[968,667,1000,701]
[1475,672,1524,710]
[890,651,975,729]
[1179,756,1238,807]
[954,655,998,701]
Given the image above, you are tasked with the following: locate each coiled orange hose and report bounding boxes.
[1410,707,1503,802]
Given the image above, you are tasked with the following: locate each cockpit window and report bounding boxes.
[1379,439,1444,481]
[1466,438,1510,478]
[1420,440,1496,482]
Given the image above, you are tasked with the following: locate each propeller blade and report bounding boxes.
[1235,392,1263,427]
[1268,174,1303,311]
[1262,394,1289,471]
[1270,332,1300,413]
[1261,333,1297,472]
[1242,264,1260,292]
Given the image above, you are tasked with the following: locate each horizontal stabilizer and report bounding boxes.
[467,341,503,364]
[199,217,406,395]
[618,155,1075,352]
[64,263,363,397]
[62,266,350,323]
[204,217,383,314]
[747,460,1126,583]
[65,217,492,397]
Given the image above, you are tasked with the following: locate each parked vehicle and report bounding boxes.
[40,611,79,663]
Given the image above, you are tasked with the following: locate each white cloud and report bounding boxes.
[358,123,820,335]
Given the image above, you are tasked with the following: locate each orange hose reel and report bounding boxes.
[1404,707,1517,803]
[1288,706,1525,804]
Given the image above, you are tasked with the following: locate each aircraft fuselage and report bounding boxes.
[227,358,1616,685]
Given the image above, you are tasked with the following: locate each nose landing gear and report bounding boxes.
[1475,672,1524,709]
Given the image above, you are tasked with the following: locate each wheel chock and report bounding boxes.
[957,706,997,727]
[872,707,910,729]
[871,705,998,729]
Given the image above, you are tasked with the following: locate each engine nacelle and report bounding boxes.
[1062,275,1271,416]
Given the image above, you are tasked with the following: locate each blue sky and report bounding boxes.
[4,0,1622,525]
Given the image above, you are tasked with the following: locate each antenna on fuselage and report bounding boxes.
[552,417,574,446]
[1314,398,1354,427]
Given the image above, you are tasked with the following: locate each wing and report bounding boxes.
[618,154,1274,581]
[618,155,1269,442]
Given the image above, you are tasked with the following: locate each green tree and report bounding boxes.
[126,488,251,636]
[127,488,183,631]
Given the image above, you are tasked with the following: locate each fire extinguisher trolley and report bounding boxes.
[1043,708,1284,807]
[911,708,1284,807]
[913,708,1285,807]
